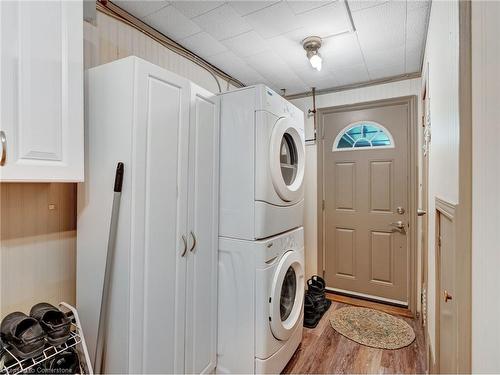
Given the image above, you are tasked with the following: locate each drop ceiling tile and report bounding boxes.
[112,0,170,19]
[347,0,388,12]
[171,1,224,19]
[353,1,406,53]
[243,2,302,39]
[193,4,252,41]
[246,50,304,86]
[363,45,405,71]
[405,48,422,73]
[143,5,201,40]
[292,67,338,90]
[229,1,280,17]
[321,33,365,70]
[286,1,332,15]
[297,1,352,37]
[406,3,430,44]
[222,31,270,58]
[407,0,431,12]
[266,31,311,72]
[180,31,228,57]
[207,51,266,84]
[333,64,370,86]
[368,63,405,80]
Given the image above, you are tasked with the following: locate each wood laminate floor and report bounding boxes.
[282,301,426,374]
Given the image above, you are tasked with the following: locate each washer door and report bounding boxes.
[269,250,305,341]
[269,118,305,202]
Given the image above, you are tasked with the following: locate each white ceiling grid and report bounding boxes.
[113,0,431,95]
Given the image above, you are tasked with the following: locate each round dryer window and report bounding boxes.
[280,266,297,321]
[280,134,298,186]
[270,118,305,202]
[270,250,304,341]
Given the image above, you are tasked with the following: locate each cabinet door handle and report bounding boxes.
[0,131,6,166]
[180,235,188,257]
[189,231,197,252]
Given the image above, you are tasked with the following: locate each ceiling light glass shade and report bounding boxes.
[303,36,323,72]
[309,53,322,71]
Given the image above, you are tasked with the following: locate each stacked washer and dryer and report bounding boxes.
[217,85,306,374]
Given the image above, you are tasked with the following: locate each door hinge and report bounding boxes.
[322,269,326,278]
[322,200,325,210]
[438,236,442,247]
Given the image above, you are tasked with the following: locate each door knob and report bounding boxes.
[180,235,188,257]
[0,131,6,166]
[444,290,453,302]
[417,209,427,216]
[390,221,406,233]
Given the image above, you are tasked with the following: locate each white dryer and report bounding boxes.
[217,227,305,374]
[219,85,305,240]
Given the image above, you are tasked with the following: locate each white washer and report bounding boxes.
[217,227,305,374]
[219,85,305,240]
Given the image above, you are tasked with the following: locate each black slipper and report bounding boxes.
[0,312,46,359]
[30,303,71,346]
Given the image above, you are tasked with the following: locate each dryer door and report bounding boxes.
[269,250,305,341]
[270,118,305,202]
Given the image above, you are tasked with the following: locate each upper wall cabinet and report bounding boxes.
[0,1,83,182]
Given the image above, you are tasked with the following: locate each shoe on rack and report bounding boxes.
[45,347,81,374]
[30,303,71,346]
[0,312,46,359]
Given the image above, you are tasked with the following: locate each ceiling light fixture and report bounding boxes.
[302,36,323,72]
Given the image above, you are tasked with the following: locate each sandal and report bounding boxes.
[0,312,46,359]
[30,303,71,346]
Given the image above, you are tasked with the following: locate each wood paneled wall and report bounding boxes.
[0,184,77,317]
[0,8,236,318]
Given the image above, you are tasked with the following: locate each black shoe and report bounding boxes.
[307,276,330,315]
[311,275,326,291]
[303,292,321,328]
[30,303,72,346]
[45,347,81,374]
[0,312,46,359]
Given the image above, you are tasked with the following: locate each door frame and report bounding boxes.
[420,71,430,327]
[317,95,418,315]
[434,197,457,374]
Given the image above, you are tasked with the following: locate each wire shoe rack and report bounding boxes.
[0,303,93,375]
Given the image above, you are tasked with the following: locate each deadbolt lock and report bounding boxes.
[396,206,405,214]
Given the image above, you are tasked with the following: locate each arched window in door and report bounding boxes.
[332,121,395,151]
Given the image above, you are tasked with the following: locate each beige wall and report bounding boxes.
[290,78,421,282]
[471,1,500,372]
[0,9,236,318]
[420,0,460,359]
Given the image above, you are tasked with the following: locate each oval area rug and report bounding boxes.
[330,306,415,350]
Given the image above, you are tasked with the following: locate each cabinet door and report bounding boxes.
[0,1,83,182]
[185,84,219,374]
[128,59,190,374]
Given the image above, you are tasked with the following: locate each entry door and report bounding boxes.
[322,103,409,304]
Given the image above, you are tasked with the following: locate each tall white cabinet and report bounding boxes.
[77,57,219,374]
[0,1,83,181]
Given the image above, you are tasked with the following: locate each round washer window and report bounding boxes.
[280,133,298,186]
[280,266,297,321]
